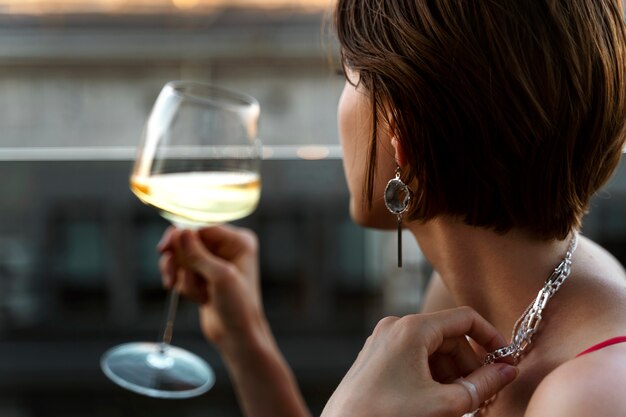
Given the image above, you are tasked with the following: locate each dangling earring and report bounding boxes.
[384,167,411,267]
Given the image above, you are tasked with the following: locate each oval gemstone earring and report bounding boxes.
[384,167,411,267]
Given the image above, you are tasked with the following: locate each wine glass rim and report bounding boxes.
[165,80,260,111]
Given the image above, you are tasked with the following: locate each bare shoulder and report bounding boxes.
[579,235,626,279]
[525,344,626,416]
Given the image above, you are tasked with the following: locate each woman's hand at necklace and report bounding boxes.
[321,307,518,417]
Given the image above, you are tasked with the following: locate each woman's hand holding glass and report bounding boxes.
[157,226,270,358]
[159,226,312,417]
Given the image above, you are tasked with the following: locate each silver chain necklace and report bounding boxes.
[463,232,578,417]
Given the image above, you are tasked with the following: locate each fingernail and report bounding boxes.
[157,232,170,252]
[496,363,518,381]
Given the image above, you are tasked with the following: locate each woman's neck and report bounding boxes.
[408,217,574,337]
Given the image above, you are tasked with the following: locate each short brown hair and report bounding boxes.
[335,0,626,239]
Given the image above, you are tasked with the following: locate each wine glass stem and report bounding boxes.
[159,289,180,354]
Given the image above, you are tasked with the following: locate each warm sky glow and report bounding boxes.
[0,0,333,13]
[171,0,199,10]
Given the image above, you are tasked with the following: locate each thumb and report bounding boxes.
[452,363,518,414]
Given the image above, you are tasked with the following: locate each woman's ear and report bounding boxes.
[387,114,408,168]
[391,136,408,168]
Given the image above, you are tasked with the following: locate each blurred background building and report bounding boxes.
[0,1,624,416]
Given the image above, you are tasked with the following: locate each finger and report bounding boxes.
[468,338,488,359]
[431,337,482,381]
[429,353,460,383]
[176,268,209,304]
[177,229,237,283]
[466,337,515,366]
[437,336,482,374]
[159,251,177,289]
[424,307,507,355]
[450,363,518,414]
[157,226,178,253]
[197,225,257,261]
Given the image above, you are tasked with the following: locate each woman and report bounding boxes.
[159,0,626,415]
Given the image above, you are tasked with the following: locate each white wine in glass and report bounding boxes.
[101,81,261,399]
[130,171,260,226]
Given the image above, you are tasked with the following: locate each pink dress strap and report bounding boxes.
[576,336,626,358]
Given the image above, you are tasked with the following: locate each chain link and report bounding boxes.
[462,233,578,417]
[484,233,577,365]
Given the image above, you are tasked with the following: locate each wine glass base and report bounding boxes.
[101,342,215,399]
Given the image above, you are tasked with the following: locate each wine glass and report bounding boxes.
[100,81,261,399]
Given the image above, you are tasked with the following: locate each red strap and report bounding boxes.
[576,336,626,358]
